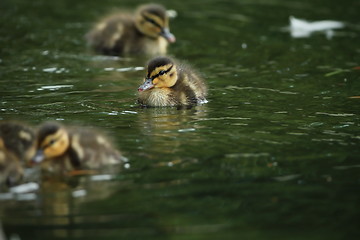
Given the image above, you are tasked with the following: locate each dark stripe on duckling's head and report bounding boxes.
[147,57,174,77]
[37,122,61,146]
[148,64,173,80]
[142,14,162,29]
[141,4,167,20]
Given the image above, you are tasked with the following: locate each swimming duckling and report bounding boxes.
[86,4,176,56]
[138,57,208,107]
[0,138,24,187]
[0,122,36,162]
[0,122,36,186]
[32,122,125,175]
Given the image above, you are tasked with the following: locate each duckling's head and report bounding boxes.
[138,57,178,91]
[33,122,70,163]
[135,4,176,43]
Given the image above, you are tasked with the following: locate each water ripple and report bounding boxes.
[225,152,270,158]
[42,67,69,73]
[192,117,251,122]
[311,138,347,145]
[316,112,355,117]
[104,66,144,72]
[333,164,360,170]
[273,174,301,182]
[37,85,73,91]
[225,86,298,95]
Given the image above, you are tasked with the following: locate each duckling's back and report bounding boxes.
[0,122,35,161]
[175,65,208,104]
[86,13,137,56]
[69,128,124,169]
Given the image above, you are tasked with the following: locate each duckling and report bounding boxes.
[0,122,36,162]
[137,57,208,107]
[32,122,125,175]
[0,121,36,186]
[86,4,176,56]
[0,138,24,187]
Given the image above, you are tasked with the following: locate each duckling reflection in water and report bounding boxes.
[0,121,36,187]
[138,57,208,107]
[86,4,176,56]
[32,122,126,176]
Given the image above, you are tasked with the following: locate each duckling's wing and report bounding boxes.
[178,64,208,103]
[192,72,208,99]
[86,14,128,54]
[70,129,123,169]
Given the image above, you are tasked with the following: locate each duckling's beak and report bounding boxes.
[160,28,176,43]
[32,149,45,164]
[138,78,154,92]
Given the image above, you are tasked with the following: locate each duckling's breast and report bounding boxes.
[142,37,168,55]
[126,35,168,55]
[138,88,176,107]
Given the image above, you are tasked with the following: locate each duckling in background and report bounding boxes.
[32,122,125,175]
[0,122,36,186]
[86,4,176,56]
[138,57,208,107]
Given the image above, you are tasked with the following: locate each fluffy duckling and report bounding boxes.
[86,4,176,56]
[0,122,36,162]
[0,122,36,186]
[0,138,24,187]
[138,57,208,107]
[32,122,125,175]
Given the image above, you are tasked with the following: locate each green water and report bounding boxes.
[1,0,360,239]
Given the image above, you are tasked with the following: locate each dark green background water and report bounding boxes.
[1,0,359,239]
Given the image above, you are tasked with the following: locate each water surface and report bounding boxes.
[1,0,360,239]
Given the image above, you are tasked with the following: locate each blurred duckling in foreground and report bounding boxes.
[0,122,36,162]
[138,57,208,107]
[32,122,126,175]
[0,139,23,187]
[0,121,36,186]
[86,4,176,56]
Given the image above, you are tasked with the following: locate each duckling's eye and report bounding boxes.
[144,17,157,26]
[148,19,156,24]
[159,70,166,75]
[49,139,56,145]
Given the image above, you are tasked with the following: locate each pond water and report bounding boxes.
[1,0,360,239]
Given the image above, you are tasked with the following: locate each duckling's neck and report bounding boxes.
[171,68,185,89]
[134,26,149,39]
[66,134,82,169]
[68,147,82,170]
